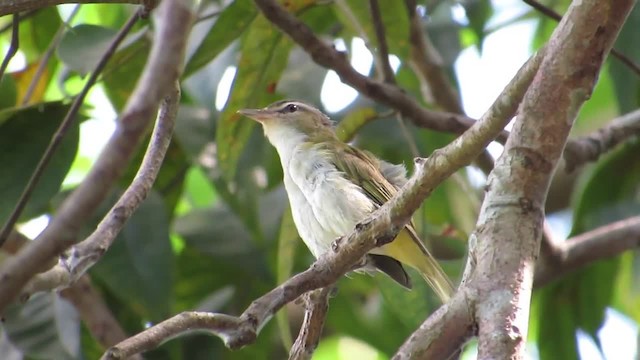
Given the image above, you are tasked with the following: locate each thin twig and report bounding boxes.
[22,5,81,105]
[405,0,463,114]
[563,108,640,171]
[368,0,421,157]
[368,0,395,83]
[0,14,19,82]
[0,10,140,247]
[21,83,181,297]
[535,215,640,286]
[288,287,333,360]
[0,10,38,34]
[0,0,194,312]
[522,0,640,77]
[255,0,492,138]
[196,9,222,23]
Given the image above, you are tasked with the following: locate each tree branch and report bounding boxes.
[535,215,640,286]
[405,0,463,114]
[288,287,333,360]
[100,25,543,359]
[563,108,640,171]
[392,288,475,359]
[253,0,507,143]
[0,0,194,312]
[368,0,395,84]
[467,0,634,357]
[0,14,19,83]
[2,231,138,358]
[0,0,140,17]
[20,83,180,298]
[0,8,141,247]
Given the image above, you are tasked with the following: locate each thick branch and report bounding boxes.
[535,215,640,286]
[289,287,333,360]
[0,0,194,312]
[20,83,180,298]
[385,47,546,359]
[563,108,640,171]
[469,0,634,358]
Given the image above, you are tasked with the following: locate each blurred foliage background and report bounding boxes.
[0,0,638,359]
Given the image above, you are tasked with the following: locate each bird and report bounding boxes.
[238,100,454,302]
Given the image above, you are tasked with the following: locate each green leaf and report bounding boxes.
[536,285,579,360]
[101,26,152,110]
[333,0,410,58]
[3,293,80,360]
[90,191,174,321]
[536,140,640,358]
[76,3,135,28]
[275,206,298,350]
[16,8,61,62]
[57,24,118,75]
[0,76,17,109]
[335,107,377,142]
[215,15,294,180]
[608,4,640,112]
[184,1,258,77]
[376,268,440,330]
[0,102,79,225]
[173,204,271,280]
[461,0,493,51]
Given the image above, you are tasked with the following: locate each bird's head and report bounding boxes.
[238,100,336,143]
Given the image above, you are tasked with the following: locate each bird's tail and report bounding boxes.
[382,229,455,303]
[414,251,454,302]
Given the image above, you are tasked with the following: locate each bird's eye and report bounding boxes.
[285,104,298,113]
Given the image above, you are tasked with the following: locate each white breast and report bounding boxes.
[263,124,375,258]
[286,144,374,257]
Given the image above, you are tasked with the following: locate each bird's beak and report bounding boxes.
[237,108,272,123]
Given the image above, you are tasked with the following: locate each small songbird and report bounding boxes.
[238,100,453,302]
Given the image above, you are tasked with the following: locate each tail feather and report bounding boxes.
[380,228,455,303]
[415,253,454,302]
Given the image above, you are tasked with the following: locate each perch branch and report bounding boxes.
[0,0,194,312]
